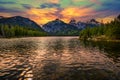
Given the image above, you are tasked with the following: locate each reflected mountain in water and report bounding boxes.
[0,37,120,80]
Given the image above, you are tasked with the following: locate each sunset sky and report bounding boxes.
[0,0,120,25]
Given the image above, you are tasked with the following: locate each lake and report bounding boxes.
[0,37,120,80]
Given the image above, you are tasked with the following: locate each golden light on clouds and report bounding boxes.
[27,8,58,24]
[25,7,94,24]
[97,17,114,23]
[23,6,115,25]
[61,7,93,17]
[60,7,93,22]
[0,0,118,25]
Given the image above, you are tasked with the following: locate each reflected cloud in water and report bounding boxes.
[0,37,120,80]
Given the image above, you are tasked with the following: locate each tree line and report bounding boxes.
[79,15,120,40]
[0,24,47,38]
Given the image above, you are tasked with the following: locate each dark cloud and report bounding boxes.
[87,1,120,18]
[104,2,120,11]
[40,3,60,8]
[0,6,22,13]
[21,4,33,9]
[97,1,120,14]
[0,1,16,4]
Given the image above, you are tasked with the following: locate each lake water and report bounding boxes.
[0,37,120,80]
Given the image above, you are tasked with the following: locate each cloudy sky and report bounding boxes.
[0,0,120,25]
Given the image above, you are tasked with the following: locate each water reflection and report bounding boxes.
[81,40,120,62]
[0,37,120,80]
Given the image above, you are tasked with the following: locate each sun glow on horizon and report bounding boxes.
[0,0,119,25]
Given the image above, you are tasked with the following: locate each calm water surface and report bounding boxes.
[0,37,120,80]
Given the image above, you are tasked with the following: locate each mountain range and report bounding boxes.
[42,19,100,35]
[69,19,100,29]
[42,19,80,35]
[0,16,100,36]
[0,16,43,31]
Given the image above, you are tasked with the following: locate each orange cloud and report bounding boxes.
[0,13,11,17]
[60,7,93,21]
[26,8,58,25]
[25,7,94,25]
[97,17,114,23]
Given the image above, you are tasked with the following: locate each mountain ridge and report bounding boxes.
[42,18,100,35]
[0,16,101,36]
[0,16,44,31]
[42,19,80,36]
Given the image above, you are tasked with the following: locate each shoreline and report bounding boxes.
[0,36,79,39]
[79,37,120,42]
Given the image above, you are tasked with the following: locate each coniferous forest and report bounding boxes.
[79,15,120,40]
[0,0,120,80]
[0,24,47,38]
[0,15,120,39]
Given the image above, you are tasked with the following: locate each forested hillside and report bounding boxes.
[0,16,47,38]
[79,15,120,40]
[0,24,47,38]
